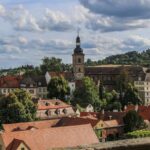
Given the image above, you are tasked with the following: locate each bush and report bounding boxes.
[126,130,150,138]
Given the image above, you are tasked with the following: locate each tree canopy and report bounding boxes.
[123,110,146,132]
[0,89,37,124]
[47,76,70,100]
[122,83,143,106]
[40,57,72,74]
[73,77,100,108]
[85,49,150,66]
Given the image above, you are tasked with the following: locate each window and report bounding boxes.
[29,89,34,94]
[78,68,81,72]
[39,88,42,92]
[3,89,6,93]
[43,88,47,92]
[21,148,25,150]
[78,58,81,63]
[63,109,67,114]
[55,109,60,115]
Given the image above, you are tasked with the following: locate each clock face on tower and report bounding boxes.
[75,73,84,79]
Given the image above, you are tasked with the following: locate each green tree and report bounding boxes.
[47,76,70,100]
[99,81,105,99]
[123,83,142,106]
[117,67,129,91]
[0,89,37,124]
[73,77,100,108]
[123,110,146,132]
[40,57,63,73]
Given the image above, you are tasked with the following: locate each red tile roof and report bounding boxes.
[1,124,99,149]
[38,99,71,110]
[55,117,99,127]
[125,105,150,121]
[0,76,22,88]
[3,119,60,132]
[49,71,74,81]
[80,112,126,121]
[104,119,124,128]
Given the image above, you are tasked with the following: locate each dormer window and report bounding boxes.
[55,109,60,115]
[55,102,60,105]
[45,102,50,106]
[63,109,67,114]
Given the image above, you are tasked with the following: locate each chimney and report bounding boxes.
[124,105,127,111]
[135,104,139,112]
[101,109,105,115]
[109,116,112,120]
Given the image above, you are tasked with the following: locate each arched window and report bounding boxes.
[78,58,81,63]
[78,68,81,72]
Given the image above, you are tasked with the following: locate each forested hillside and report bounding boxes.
[85,49,150,66]
[1,49,150,76]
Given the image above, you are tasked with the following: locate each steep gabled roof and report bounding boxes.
[3,119,60,132]
[6,139,31,150]
[1,124,99,150]
[0,76,22,88]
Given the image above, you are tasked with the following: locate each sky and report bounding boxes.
[1,0,150,68]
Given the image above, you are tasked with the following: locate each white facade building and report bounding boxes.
[134,73,150,106]
[45,71,75,95]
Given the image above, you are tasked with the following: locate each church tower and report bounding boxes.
[72,35,85,80]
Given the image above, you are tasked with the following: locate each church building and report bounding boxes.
[72,35,85,80]
[72,35,147,91]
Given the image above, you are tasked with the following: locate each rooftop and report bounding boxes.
[1,124,99,150]
[37,99,71,110]
[3,119,60,132]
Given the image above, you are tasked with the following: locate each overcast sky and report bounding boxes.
[1,0,150,68]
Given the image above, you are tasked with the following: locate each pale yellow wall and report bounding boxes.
[0,134,6,150]
[94,120,106,129]
[17,143,29,150]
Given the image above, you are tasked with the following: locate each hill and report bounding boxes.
[85,49,150,67]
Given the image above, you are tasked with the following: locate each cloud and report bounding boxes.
[0,33,150,67]
[0,4,74,32]
[0,4,5,15]
[80,0,150,19]
[39,9,74,32]
[81,34,150,61]
[3,5,41,32]
[78,0,150,32]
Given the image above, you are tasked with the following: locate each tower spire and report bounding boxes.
[76,28,80,47]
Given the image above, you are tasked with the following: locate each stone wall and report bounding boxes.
[66,137,150,150]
